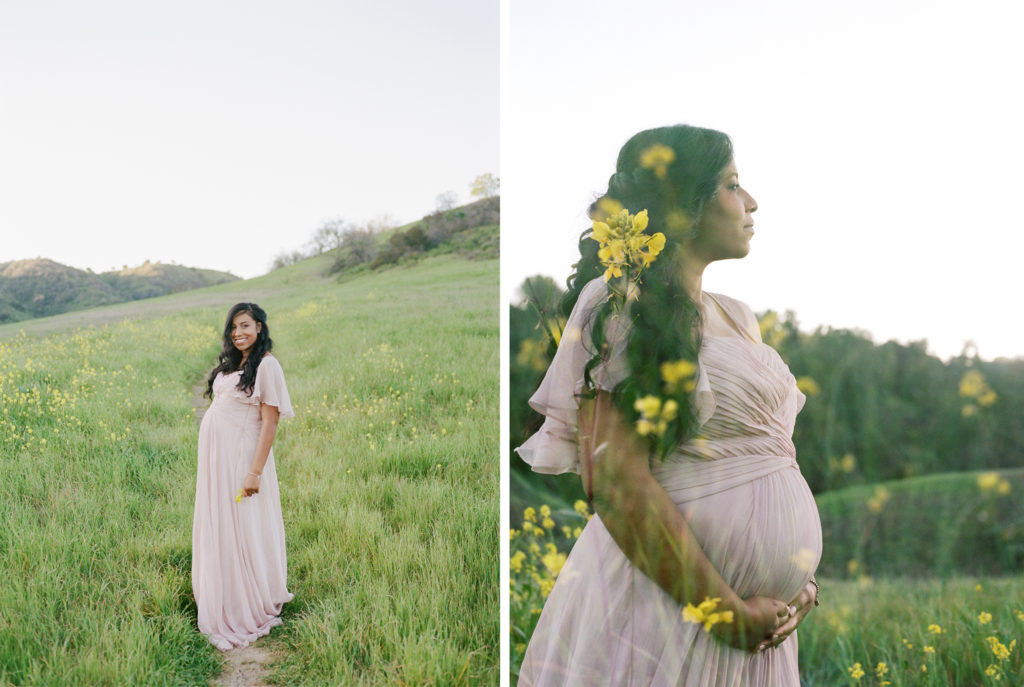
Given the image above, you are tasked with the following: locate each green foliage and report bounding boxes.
[0,255,498,685]
[0,259,238,324]
[798,576,1024,685]
[816,469,1024,579]
[331,197,500,274]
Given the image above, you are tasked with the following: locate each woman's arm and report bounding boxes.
[241,403,281,496]
[579,391,789,651]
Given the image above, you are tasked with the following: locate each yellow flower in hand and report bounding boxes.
[236,489,244,503]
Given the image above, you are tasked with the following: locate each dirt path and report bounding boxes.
[210,641,283,687]
[193,382,284,687]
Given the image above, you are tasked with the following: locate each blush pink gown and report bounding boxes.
[192,354,295,650]
[516,279,822,686]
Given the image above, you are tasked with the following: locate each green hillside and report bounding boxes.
[0,258,239,324]
[0,251,498,685]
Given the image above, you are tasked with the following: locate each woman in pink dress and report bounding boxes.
[517,125,822,685]
[193,302,294,650]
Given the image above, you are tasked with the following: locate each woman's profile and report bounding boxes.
[517,125,821,685]
[192,302,294,650]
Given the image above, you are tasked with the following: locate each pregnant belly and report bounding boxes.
[674,465,822,603]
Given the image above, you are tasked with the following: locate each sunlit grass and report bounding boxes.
[0,255,498,685]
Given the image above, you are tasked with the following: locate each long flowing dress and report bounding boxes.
[516,279,822,686]
[192,354,295,650]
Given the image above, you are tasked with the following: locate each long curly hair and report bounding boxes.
[563,125,734,455]
[204,302,274,399]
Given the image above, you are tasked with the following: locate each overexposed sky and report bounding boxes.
[501,0,1023,361]
[0,0,497,278]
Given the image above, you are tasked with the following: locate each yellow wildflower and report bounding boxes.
[540,504,551,518]
[538,578,555,598]
[635,395,662,418]
[1015,609,1024,622]
[867,486,890,514]
[927,624,944,634]
[542,517,555,529]
[796,376,820,396]
[573,527,583,538]
[979,611,993,624]
[573,500,589,517]
[923,645,935,654]
[985,664,999,677]
[840,453,856,473]
[875,662,888,677]
[562,525,572,538]
[510,551,526,574]
[975,583,984,591]
[681,597,734,632]
[235,489,244,503]
[986,636,1015,661]
[660,359,696,390]
[592,196,624,221]
[639,143,676,179]
[996,479,1011,495]
[978,472,1000,491]
[542,551,567,577]
[847,662,865,680]
[524,507,536,523]
[510,528,520,540]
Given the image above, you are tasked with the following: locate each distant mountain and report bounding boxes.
[0,258,239,324]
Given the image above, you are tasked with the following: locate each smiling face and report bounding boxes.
[230,311,261,357]
[688,160,758,263]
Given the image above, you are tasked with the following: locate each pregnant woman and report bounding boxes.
[516,125,822,685]
[192,302,295,650]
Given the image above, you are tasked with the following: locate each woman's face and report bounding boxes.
[689,160,758,262]
[230,311,261,355]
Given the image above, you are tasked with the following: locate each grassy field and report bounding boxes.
[510,468,1024,683]
[0,253,498,685]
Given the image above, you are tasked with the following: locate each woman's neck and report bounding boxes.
[672,250,710,302]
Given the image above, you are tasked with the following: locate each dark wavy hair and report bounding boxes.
[563,125,734,456]
[204,302,273,399]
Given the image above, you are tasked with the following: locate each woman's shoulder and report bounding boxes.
[704,291,761,342]
[256,353,284,373]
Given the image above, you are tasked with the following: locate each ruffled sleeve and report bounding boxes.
[515,279,628,475]
[252,355,295,419]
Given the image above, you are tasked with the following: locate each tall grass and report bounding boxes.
[0,255,498,685]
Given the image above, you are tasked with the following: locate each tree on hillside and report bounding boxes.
[469,173,499,199]
[307,218,352,255]
[436,191,459,211]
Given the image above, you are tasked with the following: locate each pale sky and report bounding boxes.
[0,0,497,279]
[501,0,1024,361]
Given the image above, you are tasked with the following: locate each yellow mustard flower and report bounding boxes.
[796,376,821,396]
[540,504,551,518]
[1015,609,1024,622]
[639,143,676,179]
[984,664,999,678]
[235,489,244,503]
[573,527,582,538]
[573,500,589,517]
[681,597,734,632]
[538,578,555,598]
[542,551,567,577]
[927,623,944,634]
[923,645,935,654]
[524,506,537,523]
[510,551,526,574]
[660,359,696,391]
[847,662,865,680]
[979,611,993,624]
[875,662,888,677]
[542,517,555,530]
[978,472,1001,491]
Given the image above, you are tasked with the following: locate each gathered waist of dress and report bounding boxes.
[207,396,262,422]
[651,452,802,505]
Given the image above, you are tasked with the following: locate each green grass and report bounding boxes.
[816,469,1024,578]
[799,576,1024,685]
[0,254,498,685]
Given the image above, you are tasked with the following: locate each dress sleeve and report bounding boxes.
[515,278,628,475]
[253,356,295,419]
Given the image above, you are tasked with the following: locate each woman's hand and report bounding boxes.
[242,472,260,497]
[755,581,818,651]
[712,595,791,652]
